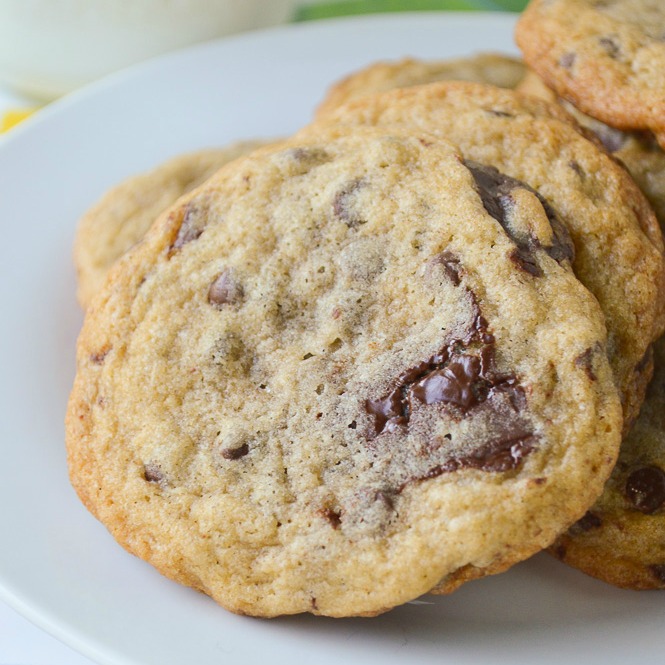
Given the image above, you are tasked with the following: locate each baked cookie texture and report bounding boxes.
[515,0,665,147]
[74,141,270,308]
[312,81,665,432]
[66,127,622,617]
[518,70,665,227]
[553,338,665,589]
[315,53,525,118]
[517,69,665,589]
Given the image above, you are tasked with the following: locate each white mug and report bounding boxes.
[0,0,297,99]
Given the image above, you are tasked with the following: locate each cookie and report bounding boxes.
[312,81,665,435]
[552,337,665,589]
[315,53,525,119]
[517,70,665,589]
[515,0,665,148]
[66,127,622,617]
[74,141,270,308]
[518,70,665,227]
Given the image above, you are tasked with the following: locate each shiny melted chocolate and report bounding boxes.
[364,297,536,484]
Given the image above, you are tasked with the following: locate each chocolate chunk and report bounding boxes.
[366,326,521,436]
[465,161,574,271]
[320,507,342,529]
[428,251,462,286]
[572,511,603,532]
[569,160,585,178]
[221,443,250,460]
[208,269,243,307]
[366,387,407,436]
[170,203,205,252]
[90,348,110,365]
[559,52,576,69]
[599,36,620,58]
[333,179,366,227]
[288,147,330,165]
[510,247,542,276]
[417,432,536,479]
[650,564,665,584]
[575,346,599,381]
[143,462,164,484]
[411,354,482,409]
[625,466,665,513]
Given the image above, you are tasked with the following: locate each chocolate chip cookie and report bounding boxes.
[315,53,525,119]
[516,0,665,148]
[74,141,270,308]
[312,81,665,434]
[518,70,665,589]
[552,337,665,589]
[66,127,621,616]
[518,70,665,227]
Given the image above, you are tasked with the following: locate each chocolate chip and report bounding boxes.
[486,109,514,118]
[90,348,110,364]
[465,161,574,272]
[143,462,164,484]
[575,346,599,381]
[428,251,462,286]
[599,36,620,58]
[572,511,603,532]
[509,247,542,276]
[410,354,482,409]
[427,432,537,474]
[569,160,585,177]
[288,147,330,165]
[365,323,521,437]
[333,179,366,227]
[366,387,407,436]
[221,443,249,460]
[208,269,243,307]
[170,203,205,252]
[625,466,665,513]
[650,564,665,584]
[559,52,576,69]
[320,507,342,529]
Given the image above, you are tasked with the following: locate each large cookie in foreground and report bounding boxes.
[66,128,621,617]
[312,81,665,434]
[315,53,525,119]
[515,0,665,148]
[74,141,270,308]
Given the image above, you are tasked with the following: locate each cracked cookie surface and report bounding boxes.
[67,127,621,617]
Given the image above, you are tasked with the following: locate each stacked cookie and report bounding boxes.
[66,4,665,618]
[515,0,665,590]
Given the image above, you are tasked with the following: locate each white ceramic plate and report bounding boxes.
[1,12,664,665]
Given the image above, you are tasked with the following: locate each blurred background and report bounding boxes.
[0,0,528,131]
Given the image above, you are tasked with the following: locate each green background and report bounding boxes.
[294,0,528,21]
